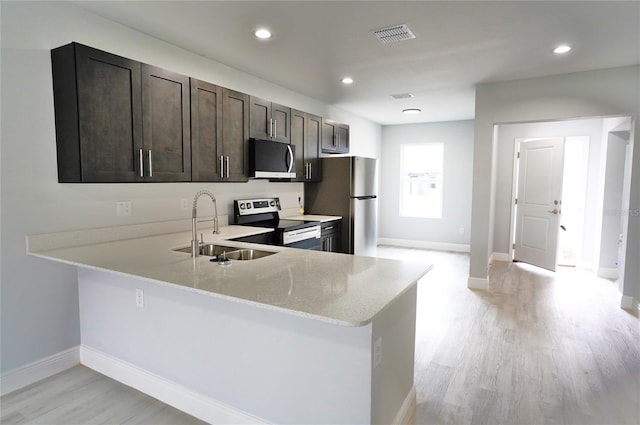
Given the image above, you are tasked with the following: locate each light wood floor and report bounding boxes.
[0,365,206,424]
[2,247,639,424]
[377,246,640,425]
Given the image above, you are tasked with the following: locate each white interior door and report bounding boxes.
[514,138,565,271]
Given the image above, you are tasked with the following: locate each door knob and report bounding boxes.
[548,209,559,214]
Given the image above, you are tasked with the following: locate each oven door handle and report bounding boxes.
[287,227,320,237]
[282,225,321,245]
[286,144,294,173]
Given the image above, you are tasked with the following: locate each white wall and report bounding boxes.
[78,269,373,424]
[0,1,381,373]
[600,133,629,271]
[379,121,474,246]
[471,66,640,303]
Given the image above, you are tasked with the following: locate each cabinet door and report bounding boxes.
[321,119,338,153]
[306,113,322,181]
[271,103,291,143]
[222,88,250,182]
[250,97,290,143]
[73,44,143,182]
[249,96,271,140]
[290,109,306,181]
[336,124,350,154]
[321,119,349,154]
[321,230,341,252]
[191,79,222,181]
[142,65,191,181]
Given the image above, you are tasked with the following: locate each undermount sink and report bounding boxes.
[173,243,276,261]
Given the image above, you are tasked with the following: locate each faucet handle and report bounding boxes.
[213,216,220,234]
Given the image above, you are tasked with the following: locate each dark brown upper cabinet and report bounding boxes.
[291,110,322,182]
[190,79,222,181]
[52,43,190,182]
[221,88,250,182]
[321,119,350,154]
[141,65,191,182]
[191,82,249,182]
[52,43,144,182]
[249,96,291,144]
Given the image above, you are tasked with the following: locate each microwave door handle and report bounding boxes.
[286,144,294,173]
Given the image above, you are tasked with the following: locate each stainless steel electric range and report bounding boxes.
[233,198,322,250]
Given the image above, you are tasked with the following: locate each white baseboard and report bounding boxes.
[620,295,638,312]
[378,238,470,253]
[490,252,510,263]
[598,267,619,280]
[467,276,489,290]
[392,385,416,425]
[79,345,268,425]
[0,346,80,396]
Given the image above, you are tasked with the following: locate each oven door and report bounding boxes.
[285,237,321,250]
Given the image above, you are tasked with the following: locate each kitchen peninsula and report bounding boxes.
[28,222,431,424]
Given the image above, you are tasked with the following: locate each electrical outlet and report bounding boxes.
[181,198,188,210]
[135,288,144,308]
[373,337,382,368]
[116,201,131,217]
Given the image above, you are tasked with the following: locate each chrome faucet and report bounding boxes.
[191,190,220,257]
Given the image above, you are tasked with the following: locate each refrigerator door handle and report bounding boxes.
[352,195,377,200]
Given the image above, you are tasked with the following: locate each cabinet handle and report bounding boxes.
[274,119,277,138]
[148,150,153,177]
[269,118,273,138]
[305,163,309,180]
[139,149,144,177]
[325,226,334,231]
[220,155,224,179]
[309,163,312,179]
[226,156,230,179]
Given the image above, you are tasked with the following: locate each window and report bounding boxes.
[400,143,443,218]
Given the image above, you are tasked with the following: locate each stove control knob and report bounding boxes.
[246,204,252,209]
[270,200,275,207]
[239,203,245,209]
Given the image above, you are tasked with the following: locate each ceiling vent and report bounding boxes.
[390,93,415,100]
[373,24,416,44]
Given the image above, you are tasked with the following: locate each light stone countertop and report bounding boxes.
[283,214,342,222]
[28,225,432,327]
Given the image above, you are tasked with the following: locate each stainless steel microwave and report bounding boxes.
[248,138,296,178]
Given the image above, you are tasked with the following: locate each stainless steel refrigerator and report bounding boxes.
[304,157,378,256]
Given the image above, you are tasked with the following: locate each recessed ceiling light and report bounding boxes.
[255,28,272,40]
[403,108,421,115]
[341,77,354,85]
[391,93,414,99]
[554,44,571,54]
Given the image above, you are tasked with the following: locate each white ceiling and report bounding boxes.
[75,1,640,125]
